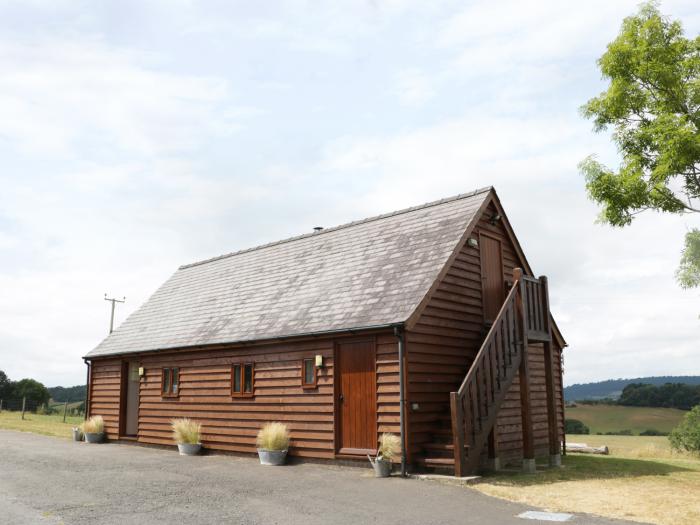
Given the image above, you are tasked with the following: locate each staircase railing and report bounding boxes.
[521,275,550,341]
[450,270,549,476]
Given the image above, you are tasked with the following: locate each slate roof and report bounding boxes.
[86,187,492,358]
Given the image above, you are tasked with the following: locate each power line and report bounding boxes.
[104,293,125,334]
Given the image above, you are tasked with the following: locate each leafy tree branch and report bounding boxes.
[580,2,700,288]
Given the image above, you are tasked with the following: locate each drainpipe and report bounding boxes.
[83,358,91,420]
[393,324,407,477]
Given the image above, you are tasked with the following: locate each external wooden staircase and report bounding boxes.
[419,268,559,476]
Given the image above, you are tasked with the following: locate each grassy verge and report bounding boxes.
[472,435,700,525]
[566,405,685,434]
[0,410,84,439]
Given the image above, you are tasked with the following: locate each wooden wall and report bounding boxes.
[494,342,565,463]
[88,331,399,460]
[406,200,565,463]
[87,198,564,467]
[88,358,122,439]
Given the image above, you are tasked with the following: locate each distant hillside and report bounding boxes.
[48,384,86,403]
[564,376,700,401]
[566,405,686,434]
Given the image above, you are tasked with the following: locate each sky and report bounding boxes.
[0,0,698,388]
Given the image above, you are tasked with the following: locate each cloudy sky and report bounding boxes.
[1,0,698,388]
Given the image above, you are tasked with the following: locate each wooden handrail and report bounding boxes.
[455,281,521,398]
[450,269,551,476]
[521,275,548,336]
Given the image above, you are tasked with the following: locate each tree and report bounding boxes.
[12,378,50,407]
[565,419,590,434]
[47,385,87,403]
[669,405,700,453]
[0,370,13,399]
[618,382,700,409]
[580,2,700,288]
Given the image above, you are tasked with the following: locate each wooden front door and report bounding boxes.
[480,233,505,324]
[336,339,377,455]
[124,361,140,436]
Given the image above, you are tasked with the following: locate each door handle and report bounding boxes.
[339,393,344,402]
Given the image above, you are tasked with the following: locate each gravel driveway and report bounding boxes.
[0,430,642,525]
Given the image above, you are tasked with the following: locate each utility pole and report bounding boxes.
[104,294,126,334]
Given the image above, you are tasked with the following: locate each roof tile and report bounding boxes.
[86,187,491,357]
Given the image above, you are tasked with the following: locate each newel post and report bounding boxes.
[540,275,561,467]
[450,392,466,477]
[513,268,535,473]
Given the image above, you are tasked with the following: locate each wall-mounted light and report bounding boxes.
[467,237,478,248]
[138,367,145,377]
[315,354,324,368]
[490,213,502,225]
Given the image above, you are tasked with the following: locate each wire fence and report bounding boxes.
[0,397,85,420]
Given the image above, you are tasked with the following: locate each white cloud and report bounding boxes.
[0,0,698,389]
[394,68,436,106]
[0,39,242,157]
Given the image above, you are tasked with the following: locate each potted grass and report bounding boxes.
[171,418,202,456]
[368,433,401,477]
[256,422,289,465]
[82,415,105,444]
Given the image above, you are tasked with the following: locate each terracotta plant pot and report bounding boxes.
[257,449,287,465]
[84,432,103,444]
[177,443,202,456]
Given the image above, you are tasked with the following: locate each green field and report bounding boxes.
[0,410,84,438]
[566,404,685,434]
[475,434,700,525]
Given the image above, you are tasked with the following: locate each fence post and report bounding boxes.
[0,399,3,412]
[21,396,26,420]
[63,401,68,423]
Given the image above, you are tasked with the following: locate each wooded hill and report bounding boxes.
[564,376,700,401]
[47,385,87,403]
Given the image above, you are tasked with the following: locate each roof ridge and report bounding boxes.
[179,186,493,270]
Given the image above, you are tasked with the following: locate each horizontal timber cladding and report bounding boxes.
[88,358,122,439]
[87,330,399,460]
[493,342,564,464]
[406,201,564,462]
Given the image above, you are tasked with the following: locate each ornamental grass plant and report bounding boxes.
[81,415,104,434]
[256,422,290,451]
[171,418,202,445]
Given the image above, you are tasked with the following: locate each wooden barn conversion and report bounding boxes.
[84,187,566,475]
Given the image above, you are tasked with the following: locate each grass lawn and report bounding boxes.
[566,404,685,434]
[0,410,84,439]
[473,434,700,525]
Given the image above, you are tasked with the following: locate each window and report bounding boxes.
[301,358,317,389]
[231,363,254,397]
[161,367,179,397]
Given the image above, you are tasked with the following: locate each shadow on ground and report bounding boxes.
[480,454,693,486]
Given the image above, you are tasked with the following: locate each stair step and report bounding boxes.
[424,442,453,451]
[423,443,453,458]
[422,457,455,467]
[430,429,452,443]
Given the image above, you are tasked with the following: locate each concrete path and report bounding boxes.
[0,430,643,525]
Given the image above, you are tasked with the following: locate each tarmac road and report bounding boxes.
[0,430,644,525]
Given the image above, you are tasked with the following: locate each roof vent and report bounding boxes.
[313,226,323,233]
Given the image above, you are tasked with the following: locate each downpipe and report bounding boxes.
[393,324,407,477]
[83,358,91,420]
